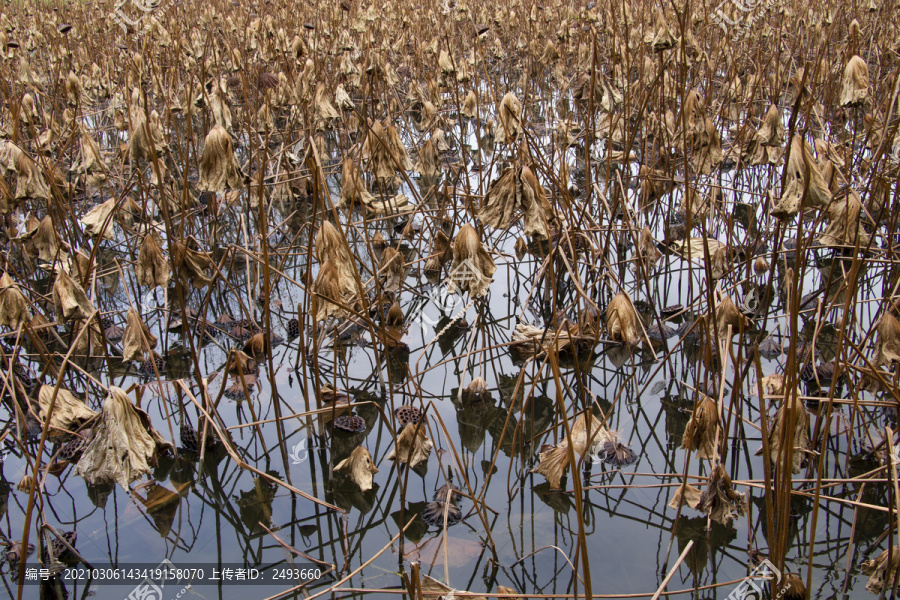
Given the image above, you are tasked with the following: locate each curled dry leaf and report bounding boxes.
[379,246,404,293]
[0,272,29,328]
[697,463,746,527]
[335,446,378,491]
[767,393,810,474]
[415,139,440,178]
[634,226,661,271]
[387,422,433,469]
[715,295,749,341]
[37,384,96,435]
[510,322,577,356]
[681,394,719,460]
[772,136,832,219]
[448,224,496,298]
[337,157,375,209]
[742,104,784,166]
[135,233,170,288]
[423,230,451,275]
[75,386,173,489]
[533,412,623,489]
[479,166,556,239]
[817,191,870,248]
[0,141,50,200]
[606,292,639,345]
[52,267,95,322]
[198,125,244,192]
[122,307,157,362]
[80,197,117,239]
[668,483,703,510]
[171,238,213,288]
[862,545,900,594]
[496,92,522,144]
[840,55,869,108]
[875,310,900,366]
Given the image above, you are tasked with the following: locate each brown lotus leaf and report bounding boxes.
[75,128,107,186]
[710,246,729,280]
[171,238,213,288]
[448,224,496,298]
[385,302,404,327]
[681,394,719,460]
[52,268,94,322]
[606,292,639,345]
[767,393,810,474]
[135,233,170,288]
[461,90,478,119]
[840,55,869,108]
[387,422,433,469]
[669,238,727,264]
[761,374,785,396]
[27,215,65,263]
[335,446,378,492]
[0,141,50,200]
[198,125,243,192]
[496,92,522,144]
[122,307,157,362]
[690,116,723,175]
[313,83,340,128]
[650,7,676,51]
[337,157,375,209]
[415,139,440,178]
[514,236,528,260]
[0,272,29,328]
[37,384,96,435]
[377,247,405,294]
[314,259,350,321]
[817,192,871,248]
[361,120,410,181]
[668,483,703,510]
[424,230,451,275]
[368,194,410,216]
[697,463,746,527]
[862,545,900,594]
[80,197,117,240]
[128,102,165,163]
[510,322,577,356]
[533,412,618,489]
[715,295,749,341]
[772,136,832,219]
[633,226,661,271]
[875,310,900,366]
[75,386,173,489]
[478,166,555,239]
[743,104,784,166]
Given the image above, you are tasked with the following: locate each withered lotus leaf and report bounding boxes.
[37,384,96,435]
[681,394,719,460]
[80,198,117,240]
[75,386,173,489]
[387,422,433,469]
[135,233,170,288]
[198,125,244,192]
[478,166,555,239]
[606,292,639,345]
[0,272,29,328]
[122,307,157,362]
[862,545,900,594]
[335,446,378,492]
[697,463,746,527]
[52,268,95,322]
[448,224,496,298]
[840,55,869,108]
[767,393,810,474]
